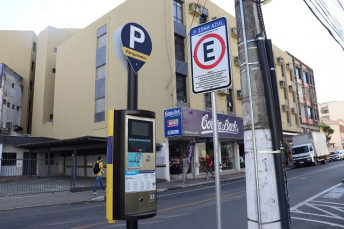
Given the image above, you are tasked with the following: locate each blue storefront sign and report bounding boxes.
[164,107,244,140]
[164,108,182,137]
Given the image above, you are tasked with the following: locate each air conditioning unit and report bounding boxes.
[189,3,202,16]
[286,63,292,71]
[277,57,284,65]
[289,85,295,92]
[234,56,239,66]
[217,88,229,95]
[279,80,287,88]
[230,27,237,37]
[291,108,296,114]
[237,90,243,99]
[282,105,289,111]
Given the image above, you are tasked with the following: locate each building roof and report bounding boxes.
[15,136,106,150]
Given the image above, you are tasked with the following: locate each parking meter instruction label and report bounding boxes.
[125,170,156,193]
[190,17,231,94]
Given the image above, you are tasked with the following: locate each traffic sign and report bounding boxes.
[190,17,231,94]
[120,23,152,73]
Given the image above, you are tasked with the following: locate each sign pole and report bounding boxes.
[211,91,222,229]
[127,61,138,110]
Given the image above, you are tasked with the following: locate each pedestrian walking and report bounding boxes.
[182,153,190,183]
[240,155,245,168]
[205,154,215,180]
[92,156,106,194]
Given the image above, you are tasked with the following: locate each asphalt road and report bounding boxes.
[0,160,344,229]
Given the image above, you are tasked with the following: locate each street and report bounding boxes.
[0,161,343,229]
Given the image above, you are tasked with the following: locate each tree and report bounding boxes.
[320,123,334,144]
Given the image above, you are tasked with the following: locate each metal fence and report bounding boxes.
[0,157,105,197]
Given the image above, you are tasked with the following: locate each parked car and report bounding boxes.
[329,151,344,161]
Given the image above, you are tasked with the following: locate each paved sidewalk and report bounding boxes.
[0,166,293,211]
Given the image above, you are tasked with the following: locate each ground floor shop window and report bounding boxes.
[169,140,189,174]
[221,142,235,170]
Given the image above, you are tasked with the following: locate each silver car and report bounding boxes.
[329,151,344,161]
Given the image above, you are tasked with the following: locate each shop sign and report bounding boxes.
[164,108,182,137]
[181,108,243,139]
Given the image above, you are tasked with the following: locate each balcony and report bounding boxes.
[301,117,308,124]
[297,78,303,85]
[308,119,314,125]
[306,100,312,107]
[299,97,306,104]
[304,82,310,88]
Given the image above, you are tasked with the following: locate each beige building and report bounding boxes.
[321,119,344,150]
[31,26,79,138]
[0,30,37,134]
[319,100,344,121]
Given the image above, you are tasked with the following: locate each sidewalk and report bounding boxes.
[0,166,293,211]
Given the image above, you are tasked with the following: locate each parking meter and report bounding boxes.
[112,110,156,220]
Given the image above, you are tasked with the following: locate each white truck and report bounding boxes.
[291,132,329,167]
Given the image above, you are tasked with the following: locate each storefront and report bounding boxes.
[164,107,244,179]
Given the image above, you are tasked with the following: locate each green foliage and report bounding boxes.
[320,123,335,144]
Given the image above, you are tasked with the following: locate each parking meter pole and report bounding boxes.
[211,91,222,229]
[127,220,138,229]
[127,61,138,110]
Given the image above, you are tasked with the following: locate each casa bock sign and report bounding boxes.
[164,107,243,139]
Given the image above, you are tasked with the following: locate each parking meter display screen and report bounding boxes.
[128,119,153,153]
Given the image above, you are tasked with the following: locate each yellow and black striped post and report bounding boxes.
[106,110,115,224]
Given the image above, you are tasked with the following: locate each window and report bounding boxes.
[322,109,329,114]
[204,93,212,110]
[284,87,288,100]
[292,93,296,103]
[295,114,298,125]
[295,67,301,79]
[174,35,185,61]
[1,153,16,166]
[286,111,290,125]
[227,91,234,113]
[307,107,313,119]
[31,61,35,71]
[303,71,308,83]
[95,98,105,113]
[96,65,106,80]
[12,83,15,88]
[52,68,56,73]
[33,42,36,52]
[173,1,183,24]
[50,114,53,120]
[45,153,54,165]
[97,34,107,49]
[30,81,33,91]
[176,74,187,102]
[289,71,293,82]
[200,15,207,24]
[54,47,57,53]
[281,65,285,78]
[17,106,20,111]
[12,104,15,109]
[7,102,10,108]
[3,99,5,105]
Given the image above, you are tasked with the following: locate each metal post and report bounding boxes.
[238,1,262,228]
[127,220,138,229]
[73,147,77,187]
[127,61,138,110]
[211,91,222,229]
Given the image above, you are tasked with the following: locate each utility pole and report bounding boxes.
[234,0,290,228]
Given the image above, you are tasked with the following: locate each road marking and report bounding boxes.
[312,200,344,206]
[291,183,342,211]
[71,190,246,229]
[158,180,245,197]
[291,216,344,228]
[0,204,104,221]
[305,203,342,218]
[288,164,344,180]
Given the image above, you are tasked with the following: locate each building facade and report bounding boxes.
[0,64,23,135]
[0,30,37,134]
[288,53,320,134]
[319,100,344,121]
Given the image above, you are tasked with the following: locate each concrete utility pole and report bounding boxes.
[234,0,289,228]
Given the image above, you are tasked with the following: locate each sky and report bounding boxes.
[0,0,343,104]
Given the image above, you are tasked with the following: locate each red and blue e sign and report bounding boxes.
[190,17,232,94]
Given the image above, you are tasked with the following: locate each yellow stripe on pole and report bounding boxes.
[107,110,114,137]
[122,47,150,62]
[106,164,115,224]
